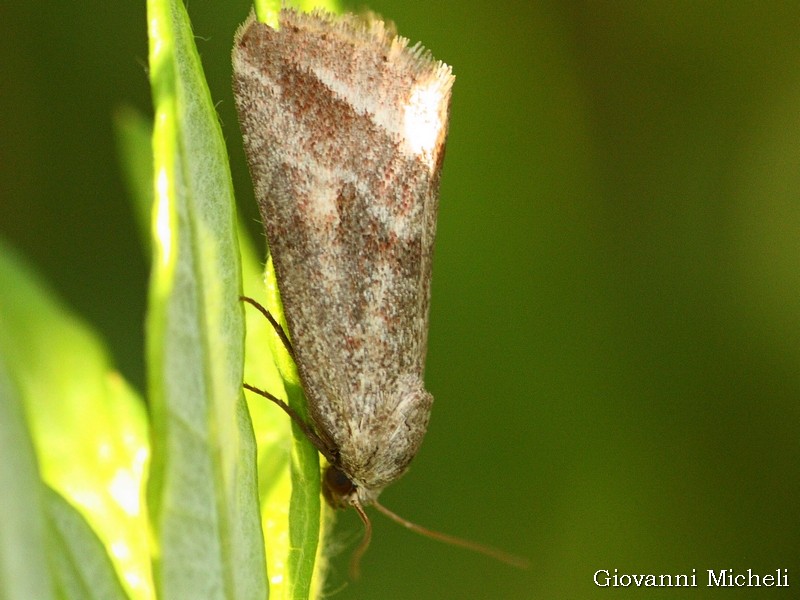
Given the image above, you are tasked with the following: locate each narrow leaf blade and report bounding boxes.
[46,487,130,600]
[146,0,268,598]
[0,350,57,600]
[0,241,151,600]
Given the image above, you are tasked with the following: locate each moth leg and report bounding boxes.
[243,382,338,465]
[240,295,295,358]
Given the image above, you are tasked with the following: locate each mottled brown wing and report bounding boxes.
[233,9,452,497]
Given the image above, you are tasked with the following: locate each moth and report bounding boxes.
[233,6,450,508]
[233,7,524,572]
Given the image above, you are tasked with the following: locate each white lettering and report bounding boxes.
[594,569,699,587]
[708,569,727,586]
[594,570,610,587]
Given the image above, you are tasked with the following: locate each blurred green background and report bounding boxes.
[3,1,799,598]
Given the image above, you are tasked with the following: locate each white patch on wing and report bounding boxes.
[403,78,447,167]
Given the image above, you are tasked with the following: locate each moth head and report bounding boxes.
[322,464,384,508]
[322,464,360,509]
[321,464,378,579]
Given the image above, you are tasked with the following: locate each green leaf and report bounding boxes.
[242,5,340,600]
[46,487,130,600]
[262,258,323,600]
[113,106,154,252]
[0,240,151,600]
[111,105,317,600]
[238,3,350,596]
[0,348,57,600]
[239,4,346,598]
[145,0,267,598]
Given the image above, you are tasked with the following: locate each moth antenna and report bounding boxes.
[240,295,295,358]
[372,499,530,569]
[348,498,373,580]
[242,383,338,465]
